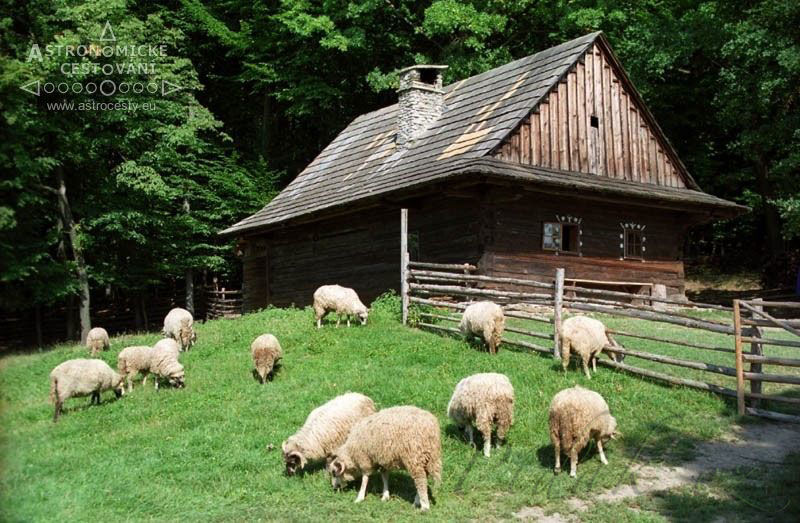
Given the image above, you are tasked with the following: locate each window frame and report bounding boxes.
[621,223,646,261]
[542,220,581,255]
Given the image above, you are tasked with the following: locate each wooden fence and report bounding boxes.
[401,263,799,423]
[206,288,242,320]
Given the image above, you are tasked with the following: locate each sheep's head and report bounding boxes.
[169,369,185,388]
[605,331,625,363]
[112,373,125,398]
[327,450,356,487]
[356,306,369,325]
[282,440,307,476]
[179,326,195,350]
[599,414,619,443]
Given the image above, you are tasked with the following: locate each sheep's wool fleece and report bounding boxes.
[460,301,505,344]
[50,359,121,402]
[447,373,514,427]
[313,285,367,315]
[285,392,376,461]
[548,386,613,453]
[150,342,183,378]
[117,346,153,374]
[153,338,180,358]
[252,334,282,376]
[337,405,442,481]
[86,327,109,351]
[561,316,609,354]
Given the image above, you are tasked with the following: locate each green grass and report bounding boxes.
[0,294,786,521]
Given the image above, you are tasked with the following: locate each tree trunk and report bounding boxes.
[55,166,91,343]
[754,156,783,255]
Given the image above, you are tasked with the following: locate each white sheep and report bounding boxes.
[153,338,180,358]
[117,345,154,392]
[313,285,368,328]
[162,307,196,351]
[282,392,376,475]
[149,340,185,389]
[49,359,125,422]
[560,315,623,379]
[85,327,110,356]
[447,373,514,457]
[460,301,505,354]
[251,334,282,384]
[327,406,442,511]
[549,385,619,477]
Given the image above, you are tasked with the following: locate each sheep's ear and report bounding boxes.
[332,460,344,477]
[611,431,622,439]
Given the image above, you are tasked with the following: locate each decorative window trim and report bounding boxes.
[620,222,646,261]
[543,215,583,256]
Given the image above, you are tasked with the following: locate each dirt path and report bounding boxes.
[515,422,800,521]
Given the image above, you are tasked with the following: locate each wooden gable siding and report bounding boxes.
[493,44,686,188]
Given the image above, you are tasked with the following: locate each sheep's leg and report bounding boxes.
[155,377,159,390]
[582,357,592,379]
[141,372,148,387]
[347,316,351,328]
[465,425,475,448]
[316,317,322,329]
[53,401,62,423]
[354,474,369,503]
[592,355,597,373]
[336,315,341,328]
[597,439,608,465]
[381,470,390,501]
[476,414,493,457]
[91,391,100,405]
[569,449,578,478]
[412,473,430,511]
[553,440,561,474]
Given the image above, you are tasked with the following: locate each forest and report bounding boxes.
[1,0,799,343]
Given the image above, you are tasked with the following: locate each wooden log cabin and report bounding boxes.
[221,32,746,311]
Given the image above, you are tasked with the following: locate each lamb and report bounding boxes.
[459,301,505,354]
[251,334,282,383]
[447,373,514,457]
[548,385,619,477]
[312,285,368,328]
[327,406,442,511]
[560,315,624,379]
[117,345,154,392]
[49,359,125,422]
[162,307,196,351]
[149,339,185,389]
[85,327,110,356]
[282,392,376,475]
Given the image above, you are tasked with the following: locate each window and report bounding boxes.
[590,115,599,128]
[621,223,646,260]
[543,221,580,254]
[408,231,421,260]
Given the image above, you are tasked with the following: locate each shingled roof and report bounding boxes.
[222,32,742,236]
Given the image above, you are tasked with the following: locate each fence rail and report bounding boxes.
[205,287,242,320]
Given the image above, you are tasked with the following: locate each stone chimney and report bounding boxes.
[396,64,448,147]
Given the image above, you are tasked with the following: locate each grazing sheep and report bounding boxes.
[49,359,125,422]
[162,307,196,351]
[282,392,376,476]
[549,386,619,477]
[327,406,442,511]
[85,327,110,356]
[447,373,514,457]
[251,334,283,383]
[460,301,505,354]
[150,341,185,389]
[117,345,154,392]
[313,285,368,328]
[153,338,181,358]
[560,315,623,379]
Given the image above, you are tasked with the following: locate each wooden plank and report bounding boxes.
[742,354,800,367]
[631,109,640,182]
[540,102,550,168]
[584,51,597,175]
[741,300,800,337]
[568,70,579,171]
[593,47,605,176]
[597,358,738,399]
[741,336,800,348]
[401,208,408,325]
[521,121,530,164]
[609,329,734,353]
[744,407,800,424]
[577,62,588,172]
[603,345,738,377]
[743,371,800,385]
[567,301,735,334]
[502,338,553,354]
[744,392,800,405]
[603,59,614,176]
[409,283,553,302]
[511,130,520,162]
[621,92,631,179]
[734,300,745,415]
[611,78,622,178]
[641,124,650,183]
[550,88,560,169]
[531,112,541,165]
[558,81,569,169]
[649,135,658,185]
[408,269,553,289]
[408,261,477,271]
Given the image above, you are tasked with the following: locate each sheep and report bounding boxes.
[251,334,283,384]
[162,307,196,351]
[327,406,442,511]
[560,315,624,379]
[312,285,368,328]
[149,340,185,389]
[282,392,376,476]
[153,338,181,358]
[459,301,505,354]
[49,359,125,422]
[548,385,619,477]
[117,345,154,392]
[85,327,110,356]
[447,373,514,457]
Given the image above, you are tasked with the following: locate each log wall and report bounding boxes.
[494,43,686,188]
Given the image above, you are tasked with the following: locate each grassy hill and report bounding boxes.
[0,294,781,521]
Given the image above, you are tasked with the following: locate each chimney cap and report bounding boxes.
[396,64,448,75]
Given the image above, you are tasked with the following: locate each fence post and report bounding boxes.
[553,268,565,359]
[748,298,764,407]
[401,209,409,325]
[733,299,745,416]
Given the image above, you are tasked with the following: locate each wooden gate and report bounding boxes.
[733,299,800,422]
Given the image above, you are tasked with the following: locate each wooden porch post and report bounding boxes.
[401,209,409,325]
[553,268,565,359]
